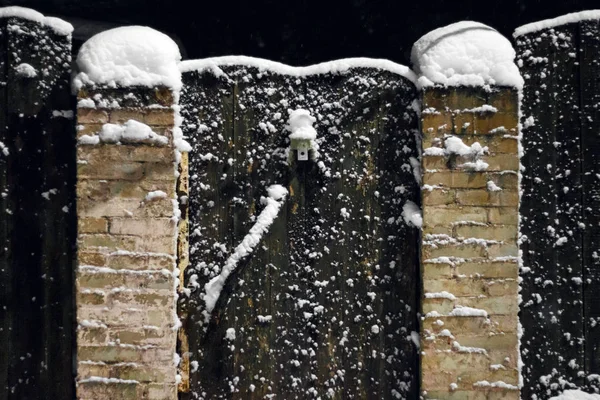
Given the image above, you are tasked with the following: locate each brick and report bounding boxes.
[488,89,519,114]
[144,109,175,126]
[473,112,518,135]
[424,171,488,188]
[422,112,453,136]
[459,295,519,316]
[78,145,175,164]
[147,383,177,400]
[486,242,519,258]
[78,326,108,345]
[481,154,519,171]
[423,189,455,206]
[78,162,144,181]
[77,290,106,305]
[78,108,109,124]
[78,197,173,218]
[494,137,519,154]
[77,123,103,138]
[110,291,174,308]
[457,261,518,279]
[78,251,107,266]
[424,278,490,297]
[424,390,520,400]
[77,271,172,291]
[445,87,487,110]
[423,243,487,259]
[423,225,453,236]
[423,262,453,279]
[455,225,516,241]
[109,218,175,237]
[423,155,449,170]
[452,112,475,135]
[79,218,108,234]
[78,179,175,201]
[423,206,488,226]
[110,108,146,124]
[487,173,518,191]
[455,190,492,206]
[78,362,174,384]
[77,380,139,399]
[488,207,518,225]
[79,234,138,251]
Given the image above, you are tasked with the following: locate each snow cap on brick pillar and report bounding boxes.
[411,21,523,399]
[74,26,188,400]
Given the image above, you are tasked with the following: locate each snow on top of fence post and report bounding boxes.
[411,21,523,90]
[0,6,73,36]
[514,10,600,37]
[73,26,182,93]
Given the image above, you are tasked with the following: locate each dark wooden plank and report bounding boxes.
[517,27,562,399]
[517,23,585,398]
[179,68,236,398]
[183,64,420,399]
[1,17,75,400]
[580,19,600,389]
[0,18,10,400]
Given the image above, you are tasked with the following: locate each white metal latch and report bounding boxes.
[287,109,317,162]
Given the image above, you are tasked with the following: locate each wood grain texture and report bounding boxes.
[180,65,420,399]
[0,17,75,400]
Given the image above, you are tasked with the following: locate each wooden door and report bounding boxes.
[179,63,420,399]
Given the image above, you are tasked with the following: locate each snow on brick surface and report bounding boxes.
[73,26,182,92]
[0,6,73,35]
[411,21,523,89]
[79,120,168,146]
[514,10,600,38]
[549,390,600,400]
[179,56,417,83]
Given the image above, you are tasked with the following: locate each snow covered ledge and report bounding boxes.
[413,21,522,400]
[74,26,188,400]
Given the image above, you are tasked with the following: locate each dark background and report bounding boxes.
[0,0,598,68]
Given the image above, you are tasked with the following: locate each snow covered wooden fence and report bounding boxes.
[178,59,421,399]
[0,9,76,400]
[516,12,600,399]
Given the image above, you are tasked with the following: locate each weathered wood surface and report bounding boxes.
[180,65,420,399]
[517,20,600,398]
[0,17,75,400]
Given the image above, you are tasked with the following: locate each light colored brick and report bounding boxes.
[78,108,109,124]
[473,112,518,135]
[455,225,516,241]
[109,108,146,123]
[423,171,488,188]
[423,206,488,226]
[423,189,455,206]
[422,113,452,137]
[423,155,449,170]
[423,243,487,259]
[109,218,175,237]
[488,207,518,225]
[79,218,108,234]
[145,109,175,126]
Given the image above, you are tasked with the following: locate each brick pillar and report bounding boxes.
[419,87,520,399]
[75,87,182,399]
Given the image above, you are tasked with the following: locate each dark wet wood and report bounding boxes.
[182,65,420,399]
[0,17,75,400]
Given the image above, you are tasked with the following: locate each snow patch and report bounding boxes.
[412,21,523,89]
[203,185,288,317]
[402,200,422,228]
[74,26,182,92]
[179,56,416,83]
[514,11,600,38]
[79,120,168,146]
[15,63,37,78]
[0,6,73,35]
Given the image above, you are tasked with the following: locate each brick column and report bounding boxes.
[75,87,182,399]
[419,87,520,399]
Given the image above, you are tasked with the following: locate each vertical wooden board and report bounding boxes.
[184,65,420,400]
[579,19,600,387]
[3,18,74,400]
[0,19,10,400]
[302,69,419,399]
[517,28,563,399]
[551,23,585,387]
[180,69,236,398]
